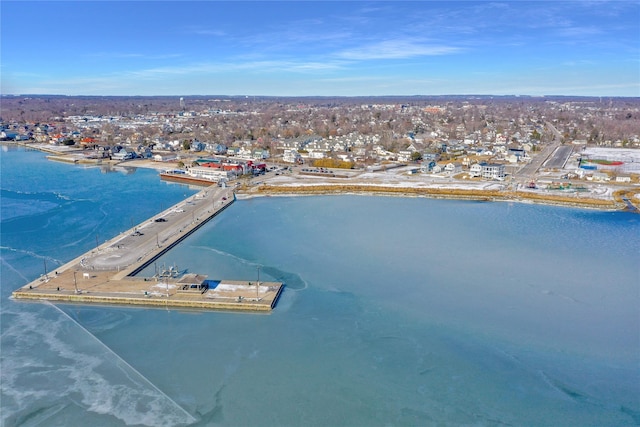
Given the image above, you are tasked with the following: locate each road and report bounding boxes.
[83,185,233,272]
[515,121,564,181]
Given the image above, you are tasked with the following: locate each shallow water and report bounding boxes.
[2,147,639,426]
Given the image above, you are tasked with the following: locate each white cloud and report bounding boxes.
[555,26,603,38]
[336,39,461,60]
[192,29,226,37]
[85,52,183,60]
[562,59,596,67]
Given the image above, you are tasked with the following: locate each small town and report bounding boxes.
[2,1,639,425]
[2,94,639,210]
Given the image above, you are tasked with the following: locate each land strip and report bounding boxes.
[242,183,631,211]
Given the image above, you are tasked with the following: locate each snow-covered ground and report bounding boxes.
[265,165,508,192]
[251,163,635,204]
[578,147,640,174]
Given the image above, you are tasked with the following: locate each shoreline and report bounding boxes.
[236,183,628,211]
[8,142,640,213]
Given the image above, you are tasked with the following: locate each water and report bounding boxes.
[2,146,639,426]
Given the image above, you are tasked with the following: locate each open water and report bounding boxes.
[1,146,639,426]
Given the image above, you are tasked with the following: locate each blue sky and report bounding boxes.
[1,1,639,97]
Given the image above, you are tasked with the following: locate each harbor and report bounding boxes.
[11,184,284,312]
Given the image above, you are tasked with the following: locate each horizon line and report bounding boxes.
[3,93,639,99]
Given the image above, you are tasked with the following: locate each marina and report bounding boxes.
[11,184,284,312]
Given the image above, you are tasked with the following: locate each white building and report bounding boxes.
[188,167,232,182]
[444,162,463,174]
[153,153,178,162]
[482,164,505,180]
[283,149,303,164]
[397,150,413,162]
[112,148,134,160]
[307,150,326,159]
[469,163,484,177]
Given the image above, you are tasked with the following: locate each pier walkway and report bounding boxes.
[12,184,283,312]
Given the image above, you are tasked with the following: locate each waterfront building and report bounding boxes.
[482,163,506,180]
[187,166,233,182]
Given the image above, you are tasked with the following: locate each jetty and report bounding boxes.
[12,185,283,312]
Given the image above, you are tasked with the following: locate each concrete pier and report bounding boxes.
[12,185,283,312]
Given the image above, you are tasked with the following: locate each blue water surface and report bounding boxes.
[1,146,639,426]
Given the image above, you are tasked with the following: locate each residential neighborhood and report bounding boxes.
[1,95,639,187]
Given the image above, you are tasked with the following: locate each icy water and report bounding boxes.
[1,146,639,426]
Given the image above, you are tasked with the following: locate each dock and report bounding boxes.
[12,185,284,312]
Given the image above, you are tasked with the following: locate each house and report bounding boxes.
[80,137,98,148]
[432,164,444,174]
[226,147,240,157]
[49,134,66,144]
[336,153,353,162]
[407,141,425,152]
[448,144,467,157]
[153,153,178,162]
[493,146,507,155]
[332,141,348,152]
[482,164,506,180]
[307,139,332,153]
[591,172,610,182]
[206,143,227,155]
[253,149,270,160]
[505,154,519,164]
[236,147,254,160]
[521,142,534,153]
[444,162,463,174]
[397,150,413,162]
[135,146,153,158]
[277,139,303,151]
[420,160,436,173]
[508,148,527,160]
[373,145,395,160]
[283,149,303,164]
[112,148,134,161]
[469,162,485,177]
[0,131,19,141]
[615,175,631,183]
[307,150,326,159]
[190,140,206,152]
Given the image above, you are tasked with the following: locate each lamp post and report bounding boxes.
[256,266,260,300]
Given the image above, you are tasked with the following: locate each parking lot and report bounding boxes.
[83,185,233,272]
